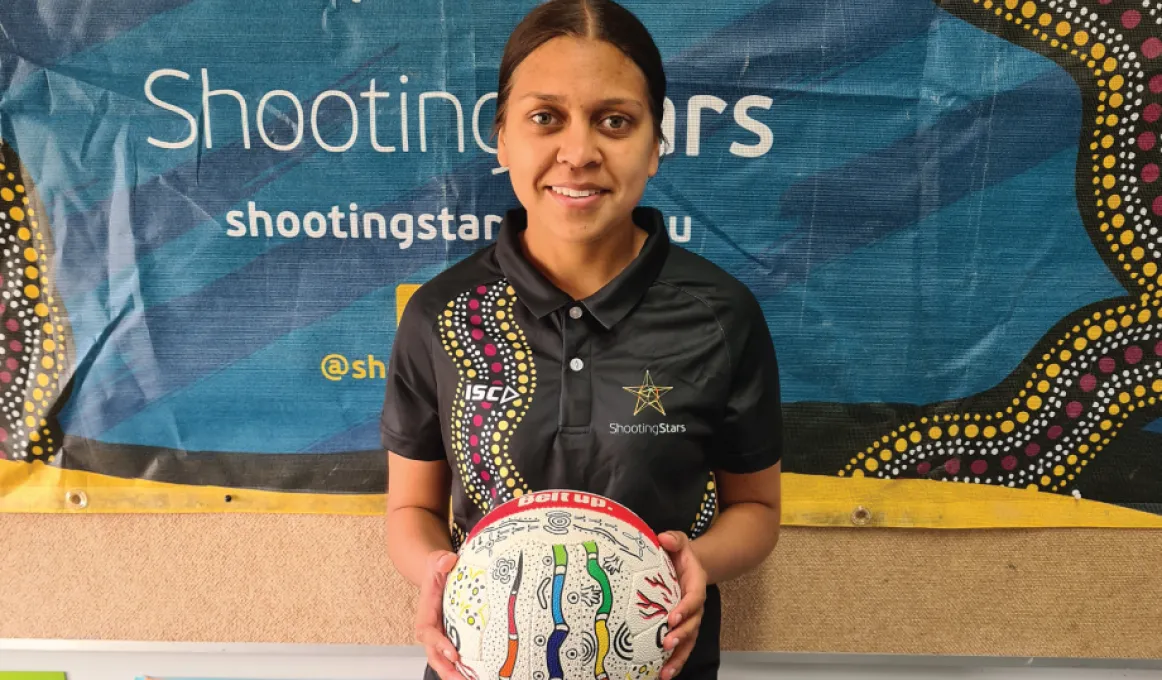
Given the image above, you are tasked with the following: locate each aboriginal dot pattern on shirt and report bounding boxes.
[441,280,537,514]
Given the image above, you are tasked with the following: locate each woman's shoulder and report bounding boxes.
[397,245,507,324]
[656,244,764,321]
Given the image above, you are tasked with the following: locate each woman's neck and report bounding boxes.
[520,215,648,301]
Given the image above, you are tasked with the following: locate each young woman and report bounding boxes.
[382,2,782,678]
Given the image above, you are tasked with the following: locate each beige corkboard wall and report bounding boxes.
[2,515,1160,658]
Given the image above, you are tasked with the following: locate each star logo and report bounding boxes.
[622,370,673,416]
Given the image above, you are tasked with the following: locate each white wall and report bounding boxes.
[2,641,1160,680]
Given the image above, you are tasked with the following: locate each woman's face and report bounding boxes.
[497,36,660,245]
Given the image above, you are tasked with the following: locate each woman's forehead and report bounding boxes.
[509,37,649,103]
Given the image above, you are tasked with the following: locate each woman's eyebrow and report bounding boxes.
[519,93,645,110]
[520,92,565,102]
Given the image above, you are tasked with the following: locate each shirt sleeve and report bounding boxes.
[714,291,783,474]
[380,294,445,461]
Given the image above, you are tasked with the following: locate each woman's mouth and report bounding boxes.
[547,185,609,209]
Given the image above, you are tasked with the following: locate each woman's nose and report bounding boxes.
[555,122,601,168]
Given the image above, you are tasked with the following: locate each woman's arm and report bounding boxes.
[659,461,781,678]
[691,461,782,585]
[387,452,466,680]
[386,452,455,586]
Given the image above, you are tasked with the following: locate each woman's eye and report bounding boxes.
[531,112,556,125]
[603,115,631,131]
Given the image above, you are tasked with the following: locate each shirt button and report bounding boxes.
[569,357,584,372]
[568,306,583,320]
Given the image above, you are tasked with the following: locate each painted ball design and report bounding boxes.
[443,490,680,680]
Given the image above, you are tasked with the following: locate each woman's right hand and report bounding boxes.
[415,549,464,680]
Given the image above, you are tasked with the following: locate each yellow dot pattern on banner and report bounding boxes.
[950,0,1162,290]
[440,281,535,514]
[0,145,69,465]
[841,1,1162,496]
[842,295,1162,491]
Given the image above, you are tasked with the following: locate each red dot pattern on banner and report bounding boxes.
[923,0,1162,292]
[0,145,67,464]
[841,0,1162,495]
[843,300,1162,493]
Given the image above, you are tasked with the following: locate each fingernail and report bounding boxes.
[672,612,683,626]
[443,648,455,661]
[663,669,675,680]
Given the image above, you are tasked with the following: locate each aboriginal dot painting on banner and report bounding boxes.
[1,0,1162,528]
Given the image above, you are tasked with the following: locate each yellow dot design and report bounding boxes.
[439,281,536,511]
[836,2,1162,495]
[0,148,69,464]
[446,565,488,632]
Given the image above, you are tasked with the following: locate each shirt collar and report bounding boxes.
[495,207,671,330]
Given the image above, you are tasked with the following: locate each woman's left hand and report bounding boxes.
[657,531,707,680]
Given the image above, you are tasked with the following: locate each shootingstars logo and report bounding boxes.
[609,370,686,436]
[622,369,671,416]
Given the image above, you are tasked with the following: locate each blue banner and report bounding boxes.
[1,0,1160,525]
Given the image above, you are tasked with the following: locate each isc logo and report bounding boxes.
[467,384,520,404]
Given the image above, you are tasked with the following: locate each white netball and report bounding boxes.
[443,490,681,680]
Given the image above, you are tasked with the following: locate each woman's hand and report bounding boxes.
[657,531,708,680]
[415,550,465,680]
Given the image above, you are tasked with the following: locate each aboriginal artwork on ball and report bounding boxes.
[445,492,679,680]
[0,142,73,465]
[820,1,1162,500]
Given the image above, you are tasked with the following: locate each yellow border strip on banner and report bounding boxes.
[0,282,428,514]
[0,459,384,514]
[782,472,1162,528]
[4,461,1162,527]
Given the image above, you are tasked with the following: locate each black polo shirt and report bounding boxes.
[382,206,782,680]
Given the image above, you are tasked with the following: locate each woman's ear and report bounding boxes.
[648,135,661,178]
[497,126,509,168]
